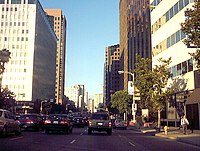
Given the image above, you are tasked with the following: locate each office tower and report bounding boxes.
[119,0,152,90]
[104,44,121,107]
[0,0,57,112]
[45,9,67,105]
[151,0,199,129]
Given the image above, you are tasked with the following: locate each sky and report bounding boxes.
[40,0,119,97]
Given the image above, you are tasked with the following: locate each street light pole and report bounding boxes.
[118,70,137,123]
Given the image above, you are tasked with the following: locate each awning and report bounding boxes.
[186,88,200,104]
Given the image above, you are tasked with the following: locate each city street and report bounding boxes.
[0,128,199,151]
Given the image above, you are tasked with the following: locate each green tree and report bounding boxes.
[132,54,154,116]
[111,90,132,115]
[152,58,174,128]
[0,88,16,111]
[181,1,200,69]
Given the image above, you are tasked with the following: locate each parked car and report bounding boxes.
[17,114,43,131]
[113,118,127,130]
[43,114,73,134]
[88,112,112,135]
[73,116,85,128]
[0,109,21,137]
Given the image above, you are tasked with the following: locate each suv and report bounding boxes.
[88,112,112,135]
[0,109,21,137]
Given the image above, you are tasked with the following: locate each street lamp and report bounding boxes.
[118,70,137,123]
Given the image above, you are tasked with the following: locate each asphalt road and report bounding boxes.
[0,127,200,151]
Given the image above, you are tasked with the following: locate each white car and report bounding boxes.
[0,109,21,137]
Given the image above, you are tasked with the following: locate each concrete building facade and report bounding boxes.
[45,9,67,105]
[104,44,121,107]
[119,0,152,91]
[0,0,57,111]
[151,0,199,129]
[65,84,85,109]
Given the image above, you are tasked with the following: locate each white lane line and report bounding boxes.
[9,136,23,141]
[70,139,76,144]
[129,142,135,147]
[118,135,122,137]
[80,133,83,135]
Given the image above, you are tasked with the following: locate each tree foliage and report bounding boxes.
[0,49,11,75]
[181,1,200,69]
[132,54,154,111]
[133,55,174,123]
[0,88,16,111]
[111,90,132,114]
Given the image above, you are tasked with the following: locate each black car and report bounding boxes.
[43,114,73,134]
[73,117,85,128]
[17,114,43,131]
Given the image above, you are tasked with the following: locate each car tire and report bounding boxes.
[107,129,112,135]
[15,126,21,135]
[2,126,7,137]
[45,129,49,134]
[88,128,92,135]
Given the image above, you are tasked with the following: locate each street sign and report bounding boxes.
[128,81,134,95]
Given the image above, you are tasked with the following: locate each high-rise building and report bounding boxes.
[104,44,121,107]
[119,0,152,90]
[65,84,85,109]
[151,0,199,129]
[45,9,67,105]
[0,0,57,111]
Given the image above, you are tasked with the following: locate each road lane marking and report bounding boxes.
[129,142,135,147]
[70,139,76,144]
[9,136,23,141]
[80,133,83,135]
[118,135,122,137]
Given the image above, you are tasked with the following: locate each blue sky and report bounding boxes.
[40,0,119,97]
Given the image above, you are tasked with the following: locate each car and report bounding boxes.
[17,114,43,131]
[0,109,21,137]
[113,118,127,130]
[73,116,85,128]
[43,114,73,134]
[88,112,112,135]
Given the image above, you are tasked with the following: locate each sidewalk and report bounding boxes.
[128,125,200,147]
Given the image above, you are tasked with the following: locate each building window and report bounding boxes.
[182,61,187,74]
[177,63,182,75]
[188,59,193,72]
[172,66,176,77]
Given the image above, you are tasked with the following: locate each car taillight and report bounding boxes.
[82,120,84,123]
[124,123,127,126]
[27,120,34,124]
[61,121,68,124]
[44,120,51,124]
[109,122,112,127]
[89,121,92,126]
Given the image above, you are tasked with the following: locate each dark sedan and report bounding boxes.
[17,114,43,131]
[43,114,73,134]
[73,117,85,128]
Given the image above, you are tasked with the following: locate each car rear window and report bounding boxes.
[0,111,2,117]
[92,114,109,120]
[49,115,66,120]
[19,115,37,120]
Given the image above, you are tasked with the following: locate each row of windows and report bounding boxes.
[0,0,36,4]
[3,36,28,41]
[169,59,193,78]
[152,30,186,56]
[5,67,27,72]
[1,22,27,27]
[1,14,29,20]
[152,0,194,34]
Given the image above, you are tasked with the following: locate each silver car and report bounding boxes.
[0,109,21,137]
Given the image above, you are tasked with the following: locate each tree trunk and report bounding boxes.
[157,110,161,128]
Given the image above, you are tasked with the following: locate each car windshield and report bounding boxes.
[92,114,109,120]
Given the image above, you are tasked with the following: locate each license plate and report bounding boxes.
[53,121,58,124]
[98,123,103,126]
